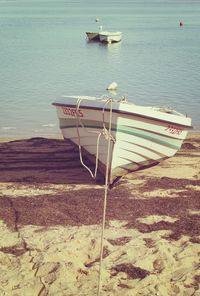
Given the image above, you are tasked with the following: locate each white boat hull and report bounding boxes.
[99,31,122,43]
[53,96,192,185]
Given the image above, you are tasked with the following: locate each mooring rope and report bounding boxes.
[76,97,115,180]
[75,97,114,295]
[76,98,102,179]
[97,98,113,296]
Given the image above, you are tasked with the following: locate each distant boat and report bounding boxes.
[86,32,100,41]
[52,96,192,185]
[99,31,122,43]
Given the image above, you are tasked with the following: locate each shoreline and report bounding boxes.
[0,133,199,295]
[0,133,63,143]
[0,130,199,142]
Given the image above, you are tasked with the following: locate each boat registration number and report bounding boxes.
[62,107,83,118]
[165,125,183,135]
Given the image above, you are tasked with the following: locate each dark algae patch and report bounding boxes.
[111,263,150,279]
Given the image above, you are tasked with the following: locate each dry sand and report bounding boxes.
[0,133,200,296]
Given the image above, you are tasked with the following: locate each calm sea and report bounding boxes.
[0,0,200,138]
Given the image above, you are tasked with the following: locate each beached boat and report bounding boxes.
[86,32,100,41]
[52,96,192,185]
[99,31,122,43]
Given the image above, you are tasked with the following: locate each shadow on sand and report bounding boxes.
[0,137,103,185]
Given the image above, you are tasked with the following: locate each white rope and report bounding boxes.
[102,99,116,143]
[75,97,114,295]
[75,97,115,180]
[76,98,102,179]
[97,98,113,296]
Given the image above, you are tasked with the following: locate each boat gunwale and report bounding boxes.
[52,102,193,129]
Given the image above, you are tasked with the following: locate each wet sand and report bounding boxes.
[0,133,200,295]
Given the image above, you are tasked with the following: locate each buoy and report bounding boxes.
[179,21,183,27]
[106,82,118,91]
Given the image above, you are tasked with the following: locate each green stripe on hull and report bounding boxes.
[115,127,180,150]
[59,118,181,150]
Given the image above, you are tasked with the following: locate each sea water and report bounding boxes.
[0,0,200,138]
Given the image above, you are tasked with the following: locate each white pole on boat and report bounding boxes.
[97,99,113,296]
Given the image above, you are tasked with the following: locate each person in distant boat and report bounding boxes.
[179,21,184,27]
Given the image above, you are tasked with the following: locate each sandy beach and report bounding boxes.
[0,133,200,296]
